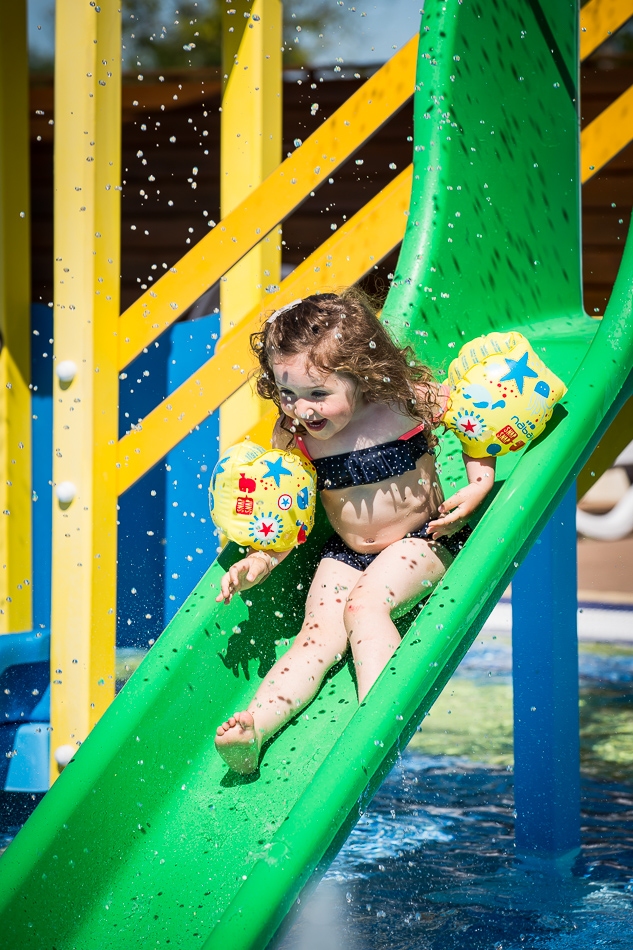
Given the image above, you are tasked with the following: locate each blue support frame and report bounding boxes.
[0,306,52,802]
[0,306,223,800]
[117,312,220,648]
[512,485,580,859]
[31,304,54,632]
[163,320,220,623]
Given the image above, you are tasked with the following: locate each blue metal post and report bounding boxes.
[512,485,580,858]
[31,304,53,632]
[117,337,169,648]
[164,315,220,623]
[117,312,221,647]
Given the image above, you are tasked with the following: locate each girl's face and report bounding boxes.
[272,354,359,440]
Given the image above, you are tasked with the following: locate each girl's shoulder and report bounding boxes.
[431,380,451,412]
[413,380,449,425]
[413,378,449,398]
[272,416,295,451]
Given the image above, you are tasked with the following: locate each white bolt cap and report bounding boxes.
[54,744,75,768]
[56,360,77,383]
[55,481,77,504]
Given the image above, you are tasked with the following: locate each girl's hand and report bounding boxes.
[216,553,274,605]
[427,454,496,539]
[427,483,489,538]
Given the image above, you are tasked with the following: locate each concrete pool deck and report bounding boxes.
[482,532,633,643]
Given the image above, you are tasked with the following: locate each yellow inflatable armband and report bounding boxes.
[208,440,317,551]
[442,331,567,457]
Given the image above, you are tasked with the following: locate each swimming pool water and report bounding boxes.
[275,632,633,950]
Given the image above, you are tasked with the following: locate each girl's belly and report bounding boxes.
[320,457,444,555]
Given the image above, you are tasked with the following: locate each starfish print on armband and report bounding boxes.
[261,456,293,488]
[499,352,538,395]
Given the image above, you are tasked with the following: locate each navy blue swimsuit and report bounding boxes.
[294,425,471,571]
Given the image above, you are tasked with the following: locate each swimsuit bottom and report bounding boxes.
[320,522,472,572]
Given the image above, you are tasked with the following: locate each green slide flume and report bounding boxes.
[1,2,632,948]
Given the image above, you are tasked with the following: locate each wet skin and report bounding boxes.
[215,356,495,774]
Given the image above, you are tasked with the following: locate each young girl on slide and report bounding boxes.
[214,289,495,774]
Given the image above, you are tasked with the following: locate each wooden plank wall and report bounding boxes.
[29,52,632,319]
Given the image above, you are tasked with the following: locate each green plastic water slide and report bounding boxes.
[1,1,633,947]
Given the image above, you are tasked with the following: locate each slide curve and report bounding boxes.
[1,2,633,948]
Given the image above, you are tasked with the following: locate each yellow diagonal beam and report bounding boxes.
[117,35,418,369]
[580,0,633,61]
[116,166,413,494]
[581,83,633,182]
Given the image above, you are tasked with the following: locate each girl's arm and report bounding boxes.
[272,416,294,450]
[427,454,496,539]
[216,415,295,604]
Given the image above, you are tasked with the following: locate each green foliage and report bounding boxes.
[122,0,342,70]
[122,0,222,69]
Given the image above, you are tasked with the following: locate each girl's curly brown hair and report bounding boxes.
[250,287,441,445]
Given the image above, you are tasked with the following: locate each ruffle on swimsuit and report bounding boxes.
[294,424,431,491]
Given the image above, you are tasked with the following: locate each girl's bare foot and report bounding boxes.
[215,711,260,774]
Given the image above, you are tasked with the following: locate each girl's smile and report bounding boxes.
[272,355,359,440]
[304,417,327,432]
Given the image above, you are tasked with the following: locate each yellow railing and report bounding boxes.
[581,84,633,182]
[581,0,633,180]
[117,167,413,491]
[580,0,633,60]
[117,37,419,368]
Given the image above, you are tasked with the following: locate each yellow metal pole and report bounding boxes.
[220,0,282,449]
[0,1,32,634]
[50,0,121,781]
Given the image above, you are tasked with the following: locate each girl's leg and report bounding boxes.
[215,556,361,773]
[344,537,451,701]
